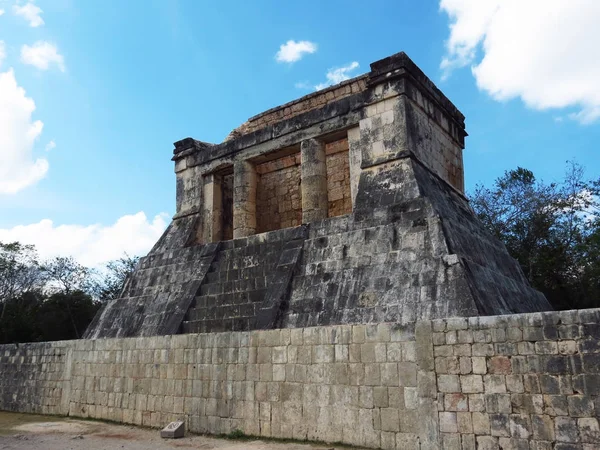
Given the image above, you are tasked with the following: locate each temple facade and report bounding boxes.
[85,52,550,339]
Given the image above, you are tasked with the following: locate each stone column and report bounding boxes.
[347,126,362,209]
[301,138,328,223]
[233,160,257,238]
[202,174,222,243]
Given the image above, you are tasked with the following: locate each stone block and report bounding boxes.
[160,421,185,438]
[489,413,510,437]
[461,433,476,450]
[505,375,524,393]
[555,416,580,443]
[536,341,559,355]
[567,395,594,417]
[472,412,490,435]
[511,393,544,415]
[444,393,468,411]
[543,394,568,417]
[381,363,399,386]
[476,436,499,450]
[380,408,400,432]
[508,414,531,439]
[578,418,600,444]
[461,375,484,393]
[484,375,507,394]
[498,437,529,450]
[457,411,473,433]
[473,330,492,343]
[374,386,389,408]
[472,357,487,374]
[439,412,458,433]
[442,433,461,450]
[532,414,555,441]
[398,362,417,386]
[388,387,405,409]
[380,430,395,450]
[486,393,512,414]
[404,387,418,410]
[488,356,511,374]
[468,394,485,412]
[395,433,419,449]
[472,344,495,357]
[438,374,460,393]
[399,410,418,433]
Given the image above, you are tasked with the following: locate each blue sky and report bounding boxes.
[0,0,598,266]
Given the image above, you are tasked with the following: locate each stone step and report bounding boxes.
[210,252,281,272]
[198,278,268,296]
[204,265,275,282]
[181,316,252,334]
[186,300,258,321]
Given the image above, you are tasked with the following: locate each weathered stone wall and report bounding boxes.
[181,226,307,334]
[0,341,72,415]
[230,77,368,137]
[431,309,600,450]
[325,138,352,218]
[1,323,426,449]
[3,309,600,449]
[256,154,302,233]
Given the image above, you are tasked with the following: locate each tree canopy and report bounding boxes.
[0,246,139,344]
[470,162,600,310]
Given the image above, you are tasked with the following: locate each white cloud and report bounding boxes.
[275,40,317,63]
[0,68,49,194]
[45,139,55,151]
[440,0,600,124]
[21,41,65,72]
[13,2,44,27]
[0,9,5,16]
[0,212,170,268]
[315,61,359,90]
[0,41,5,67]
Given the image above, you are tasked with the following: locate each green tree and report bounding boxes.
[93,254,140,302]
[35,291,100,341]
[471,162,600,310]
[0,242,45,320]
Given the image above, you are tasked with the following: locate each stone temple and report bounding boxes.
[85,51,550,340]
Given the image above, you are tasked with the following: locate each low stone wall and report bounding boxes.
[431,309,600,450]
[2,308,600,449]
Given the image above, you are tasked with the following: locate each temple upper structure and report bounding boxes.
[85,52,551,339]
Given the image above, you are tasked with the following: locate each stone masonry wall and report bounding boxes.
[4,309,599,449]
[1,323,424,449]
[431,309,600,450]
[256,154,302,233]
[230,77,368,137]
[0,341,71,415]
[325,138,352,218]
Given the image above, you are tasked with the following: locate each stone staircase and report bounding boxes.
[181,226,307,333]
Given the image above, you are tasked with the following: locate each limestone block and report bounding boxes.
[440,412,458,433]
[438,374,460,393]
[461,375,484,393]
[555,416,580,443]
[160,420,185,439]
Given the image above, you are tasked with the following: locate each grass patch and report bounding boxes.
[224,428,246,439]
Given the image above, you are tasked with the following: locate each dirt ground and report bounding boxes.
[0,411,361,450]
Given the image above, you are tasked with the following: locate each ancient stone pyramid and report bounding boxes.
[85,51,551,339]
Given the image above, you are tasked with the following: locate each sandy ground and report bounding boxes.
[0,411,361,450]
